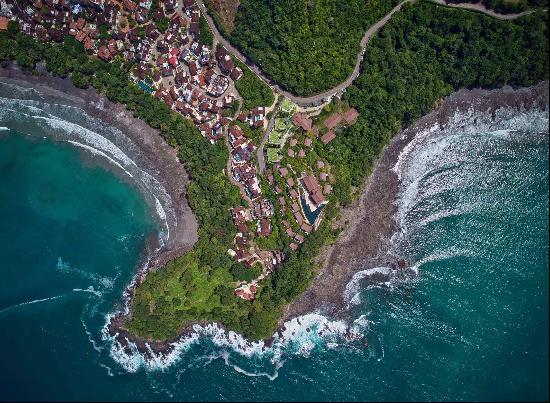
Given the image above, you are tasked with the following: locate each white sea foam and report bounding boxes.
[344,267,392,306]
[0,294,67,315]
[57,257,115,292]
[104,313,368,376]
[393,106,549,235]
[73,287,103,298]
[67,140,133,177]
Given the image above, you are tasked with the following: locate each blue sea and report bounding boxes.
[0,81,548,401]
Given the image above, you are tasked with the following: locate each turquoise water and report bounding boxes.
[0,132,157,400]
[300,195,324,225]
[0,81,548,401]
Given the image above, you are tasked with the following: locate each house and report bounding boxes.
[343,108,359,124]
[219,54,234,74]
[235,283,258,301]
[230,66,243,81]
[164,0,176,12]
[228,125,245,147]
[0,17,9,31]
[302,174,325,207]
[123,0,137,12]
[292,112,312,131]
[257,218,271,237]
[301,223,313,233]
[97,45,112,61]
[189,22,199,36]
[293,210,303,225]
[321,130,336,145]
[249,106,265,128]
[76,17,85,30]
[324,112,342,130]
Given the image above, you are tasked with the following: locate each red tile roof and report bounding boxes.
[292,112,312,131]
[324,113,342,130]
[343,108,359,124]
[321,130,336,145]
[0,16,9,31]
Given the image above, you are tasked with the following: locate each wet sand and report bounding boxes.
[283,81,549,323]
[0,65,198,270]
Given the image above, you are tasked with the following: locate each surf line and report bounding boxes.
[0,288,101,315]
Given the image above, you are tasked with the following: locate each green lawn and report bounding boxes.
[266,147,281,163]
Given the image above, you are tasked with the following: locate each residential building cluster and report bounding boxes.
[3,0,246,145]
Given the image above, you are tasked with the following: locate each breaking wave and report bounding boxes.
[104,313,370,376]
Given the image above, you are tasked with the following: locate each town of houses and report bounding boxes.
[0,0,359,302]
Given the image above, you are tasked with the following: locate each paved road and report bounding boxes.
[429,0,535,19]
[195,0,535,107]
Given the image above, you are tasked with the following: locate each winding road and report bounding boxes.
[195,0,534,107]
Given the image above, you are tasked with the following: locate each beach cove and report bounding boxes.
[0,66,199,269]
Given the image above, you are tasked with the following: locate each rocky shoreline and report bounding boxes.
[111,82,548,358]
[2,65,547,357]
[283,81,549,323]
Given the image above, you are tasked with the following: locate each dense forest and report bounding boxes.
[316,1,548,207]
[233,58,274,110]
[1,0,547,341]
[228,0,402,96]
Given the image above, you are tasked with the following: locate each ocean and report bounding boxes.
[0,81,548,401]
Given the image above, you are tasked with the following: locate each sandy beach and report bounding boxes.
[283,81,549,323]
[0,65,198,270]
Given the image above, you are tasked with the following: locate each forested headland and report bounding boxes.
[1,0,547,341]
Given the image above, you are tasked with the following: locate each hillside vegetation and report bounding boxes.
[228,0,402,96]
